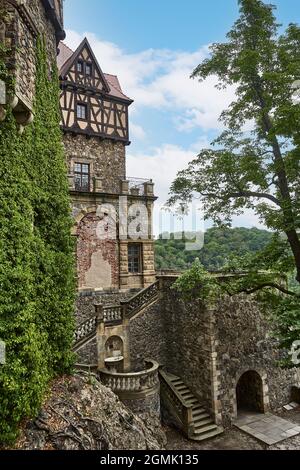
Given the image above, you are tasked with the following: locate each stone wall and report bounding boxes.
[214,295,300,426]
[160,277,214,410]
[75,289,137,325]
[76,336,97,365]
[122,391,160,417]
[0,0,58,111]
[129,300,166,371]
[127,276,300,427]
[63,134,126,194]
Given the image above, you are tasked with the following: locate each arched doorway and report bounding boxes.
[236,371,264,413]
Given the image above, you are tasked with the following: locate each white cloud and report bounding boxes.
[130,122,146,141]
[65,30,235,132]
[65,30,263,233]
[127,141,208,205]
[127,141,265,235]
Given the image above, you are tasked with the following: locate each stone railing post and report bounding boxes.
[68,174,74,190]
[94,177,103,193]
[143,180,154,197]
[120,180,129,195]
[95,304,105,370]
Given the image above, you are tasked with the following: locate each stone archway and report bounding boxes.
[105,335,124,359]
[236,370,265,413]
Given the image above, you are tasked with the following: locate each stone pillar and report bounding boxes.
[68,174,75,190]
[119,240,129,290]
[143,180,154,197]
[142,241,156,286]
[206,304,223,425]
[95,304,105,370]
[94,177,103,193]
[120,180,129,195]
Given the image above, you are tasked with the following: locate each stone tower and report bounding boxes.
[58,39,157,293]
[0,0,65,130]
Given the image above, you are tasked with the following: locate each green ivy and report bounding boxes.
[172,259,222,303]
[0,37,75,443]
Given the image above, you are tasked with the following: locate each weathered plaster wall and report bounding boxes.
[76,212,119,291]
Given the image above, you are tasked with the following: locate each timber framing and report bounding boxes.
[59,38,133,143]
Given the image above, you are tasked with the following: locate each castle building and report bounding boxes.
[0,0,65,130]
[57,40,157,293]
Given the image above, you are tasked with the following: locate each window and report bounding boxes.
[76,103,87,120]
[77,61,83,73]
[74,163,90,192]
[85,63,92,76]
[128,244,142,274]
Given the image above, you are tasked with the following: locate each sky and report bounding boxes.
[63,0,300,233]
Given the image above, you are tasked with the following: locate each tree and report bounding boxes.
[168,0,300,353]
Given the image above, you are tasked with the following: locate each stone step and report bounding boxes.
[181,392,194,399]
[172,382,185,389]
[193,411,211,420]
[192,404,207,412]
[191,427,224,442]
[194,417,215,429]
[170,377,182,383]
[173,382,186,388]
[185,398,199,405]
[193,423,219,436]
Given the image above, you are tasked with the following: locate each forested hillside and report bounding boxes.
[155,227,273,271]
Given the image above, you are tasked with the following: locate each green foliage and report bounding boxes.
[172,259,222,303]
[0,37,75,442]
[168,0,300,353]
[155,227,273,271]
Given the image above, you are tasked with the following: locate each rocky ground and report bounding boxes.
[7,373,300,451]
[165,407,300,450]
[12,373,166,450]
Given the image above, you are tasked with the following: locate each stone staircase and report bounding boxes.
[73,281,160,351]
[160,370,224,441]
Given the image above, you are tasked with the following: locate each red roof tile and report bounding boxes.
[57,42,132,103]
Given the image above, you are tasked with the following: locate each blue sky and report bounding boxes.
[63,0,300,232]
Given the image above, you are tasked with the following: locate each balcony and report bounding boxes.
[68,174,155,197]
[100,359,159,401]
[121,177,155,197]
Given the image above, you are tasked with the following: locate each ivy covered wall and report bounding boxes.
[0,37,75,442]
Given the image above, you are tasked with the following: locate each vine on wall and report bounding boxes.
[0,36,75,443]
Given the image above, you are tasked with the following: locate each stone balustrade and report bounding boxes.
[74,316,97,346]
[122,280,159,318]
[100,359,159,398]
[103,305,123,324]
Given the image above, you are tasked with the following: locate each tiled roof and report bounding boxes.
[57,42,132,102]
[57,42,73,71]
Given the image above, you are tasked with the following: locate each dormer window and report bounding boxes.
[85,63,92,76]
[77,103,87,120]
[77,61,83,73]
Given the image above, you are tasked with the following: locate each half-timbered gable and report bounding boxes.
[58,39,132,143]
